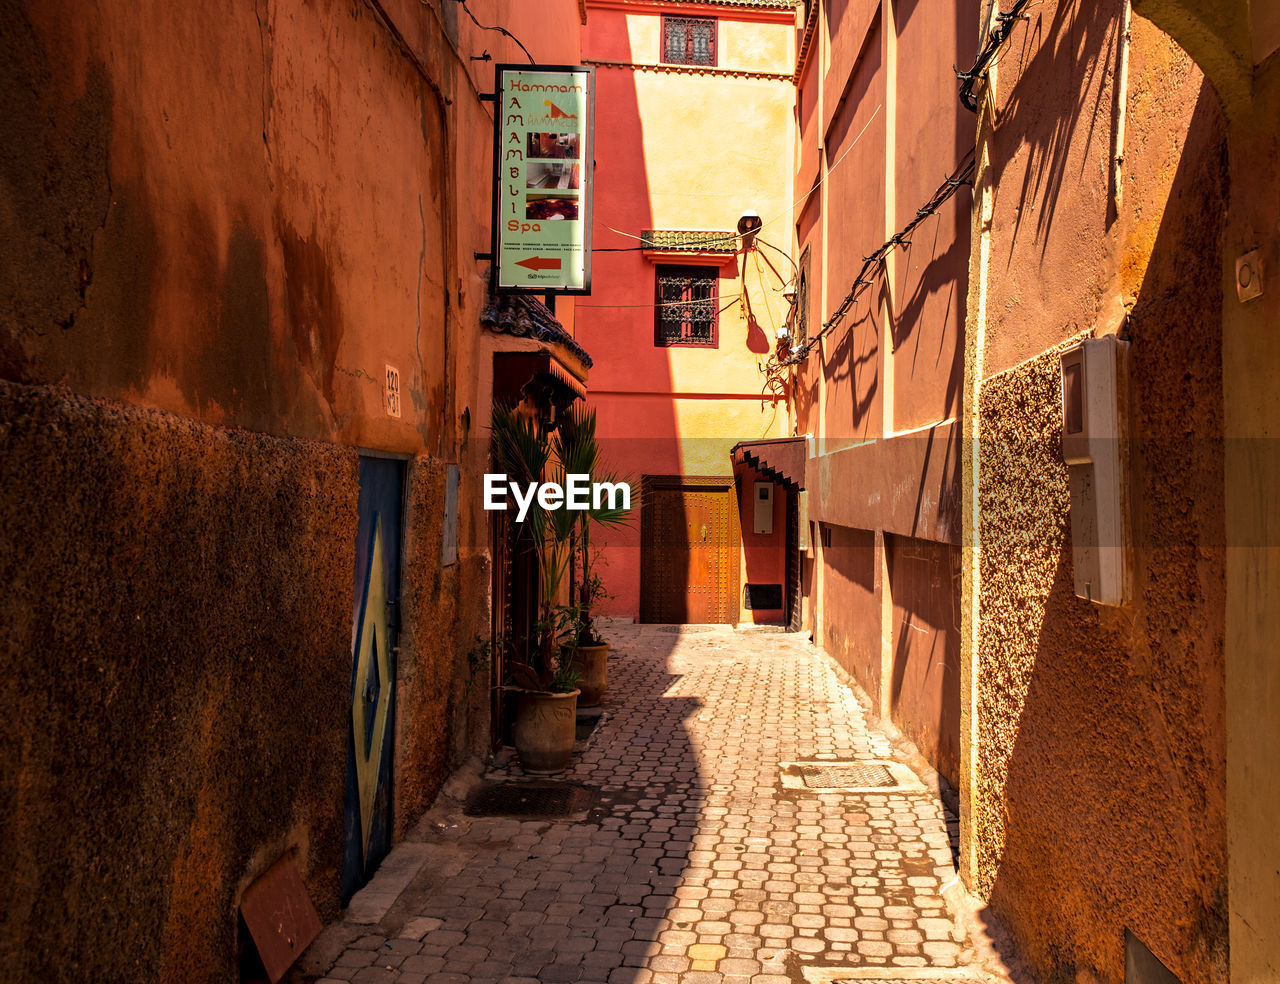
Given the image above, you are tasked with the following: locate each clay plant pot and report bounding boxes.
[567,642,609,707]
[512,689,580,774]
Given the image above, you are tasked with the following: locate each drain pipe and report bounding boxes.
[1112,0,1132,210]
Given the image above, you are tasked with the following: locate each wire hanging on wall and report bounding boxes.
[449,0,536,64]
[776,150,977,367]
[955,0,1035,111]
[772,1,1036,371]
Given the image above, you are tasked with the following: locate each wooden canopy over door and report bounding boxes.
[640,476,740,624]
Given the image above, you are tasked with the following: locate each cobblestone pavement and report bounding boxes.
[303,623,1019,984]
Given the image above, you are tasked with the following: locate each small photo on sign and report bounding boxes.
[527,161,580,190]
[527,132,580,160]
[526,193,579,221]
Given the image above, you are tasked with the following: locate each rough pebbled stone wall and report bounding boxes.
[976,326,1226,982]
[0,381,358,984]
[393,457,491,838]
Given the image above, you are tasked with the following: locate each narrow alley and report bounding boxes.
[302,624,1013,984]
[5,1,1278,982]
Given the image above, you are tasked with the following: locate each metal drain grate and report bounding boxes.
[800,763,896,788]
[830,979,978,984]
[802,968,983,984]
[463,782,595,818]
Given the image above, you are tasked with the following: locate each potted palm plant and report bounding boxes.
[490,405,580,773]
[554,406,632,707]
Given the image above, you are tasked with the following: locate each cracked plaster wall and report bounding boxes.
[0,0,453,452]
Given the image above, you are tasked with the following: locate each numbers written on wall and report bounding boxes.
[385,364,402,418]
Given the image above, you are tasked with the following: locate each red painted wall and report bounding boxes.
[735,463,788,624]
[580,0,795,622]
[821,524,878,695]
[790,0,975,789]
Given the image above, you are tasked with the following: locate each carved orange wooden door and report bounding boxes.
[641,480,738,624]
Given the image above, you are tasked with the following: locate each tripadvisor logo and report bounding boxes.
[484,473,631,523]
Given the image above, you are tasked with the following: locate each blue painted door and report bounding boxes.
[342,455,405,903]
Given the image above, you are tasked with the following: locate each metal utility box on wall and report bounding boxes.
[753,481,774,534]
[798,490,810,553]
[1060,335,1131,606]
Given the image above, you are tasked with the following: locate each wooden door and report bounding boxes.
[640,478,739,624]
[343,455,404,902]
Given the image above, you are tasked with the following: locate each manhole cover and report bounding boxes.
[464,782,596,818]
[800,763,896,788]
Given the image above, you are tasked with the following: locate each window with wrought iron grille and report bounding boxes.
[662,15,717,66]
[794,246,811,347]
[655,265,718,347]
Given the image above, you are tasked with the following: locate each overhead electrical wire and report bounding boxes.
[451,0,535,64]
[755,237,797,281]
[780,151,976,366]
[773,1,1034,368]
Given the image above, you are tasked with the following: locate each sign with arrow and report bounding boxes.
[515,256,563,271]
[491,65,595,294]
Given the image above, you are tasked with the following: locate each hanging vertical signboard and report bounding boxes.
[491,65,595,294]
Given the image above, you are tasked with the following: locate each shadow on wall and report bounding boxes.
[997,0,1121,254]
[885,533,962,791]
[889,0,978,429]
[822,292,884,445]
[0,386,357,984]
[579,15,684,623]
[821,525,878,699]
[978,83,1228,984]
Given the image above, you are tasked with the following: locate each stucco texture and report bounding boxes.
[393,457,491,837]
[0,380,357,984]
[970,7,1229,981]
[0,0,453,453]
[976,320,1226,982]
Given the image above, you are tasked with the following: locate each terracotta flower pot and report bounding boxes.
[568,642,609,707]
[512,689,579,774]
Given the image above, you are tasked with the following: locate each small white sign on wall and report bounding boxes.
[384,364,402,418]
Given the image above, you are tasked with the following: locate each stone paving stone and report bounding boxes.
[307,623,1012,984]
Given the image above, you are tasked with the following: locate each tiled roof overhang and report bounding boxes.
[482,293,593,369]
[641,229,738,253]
[656,0,796,8]
[732,436,807,490]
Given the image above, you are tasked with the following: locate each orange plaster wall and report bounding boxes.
[580,2,795,621]
[819,9,885,448]
[788,0,975,796]
[821,524,879,697]
[973,7,1229,983]
[5,0,446,453]
[890,0,976,430]
[0,2,584,980]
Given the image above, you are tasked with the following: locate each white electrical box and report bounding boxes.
[1060,335,1131,606]
[753,481,774,534]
